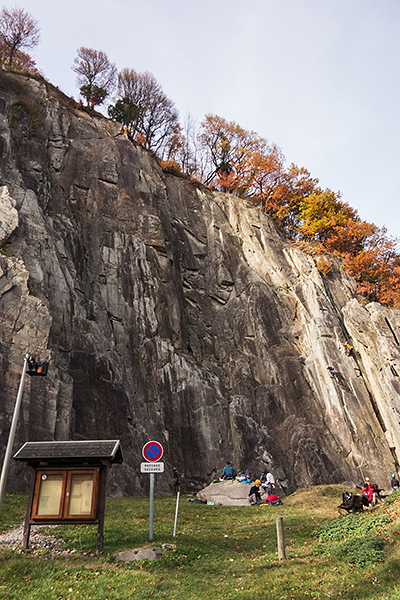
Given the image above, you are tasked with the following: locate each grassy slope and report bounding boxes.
[1,485,400,600]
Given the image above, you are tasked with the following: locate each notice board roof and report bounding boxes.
[13,440,123,465]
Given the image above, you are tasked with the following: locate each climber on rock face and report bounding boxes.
[343,341,353,356]
[326,365,338,380]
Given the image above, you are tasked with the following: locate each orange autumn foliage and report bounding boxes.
[262,165,322,237]
[295,189,400,305]
[195,114,400,307]
[0,37,38,74]
[343,233,400,307]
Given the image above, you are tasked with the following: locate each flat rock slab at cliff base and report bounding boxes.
[197,480,261,505]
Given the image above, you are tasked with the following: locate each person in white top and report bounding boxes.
[266,471,275,496]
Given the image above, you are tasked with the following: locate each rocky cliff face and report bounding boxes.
[0,73,399,496]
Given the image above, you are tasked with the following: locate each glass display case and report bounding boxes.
[32,470,99,520]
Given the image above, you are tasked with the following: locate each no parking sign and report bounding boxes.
[141,441,164,541]
[142,440,164,462]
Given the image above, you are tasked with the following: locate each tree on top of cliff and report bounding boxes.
[295,189,400,306]
[297,190,356,244]
[72,47,116,111]
[0,37,38,74]
[262,164,322,238]
[342,229,400,307]
[109,68,180,159]
[0,6,40,69]
[194,113,400,307]
[199,114,272,187]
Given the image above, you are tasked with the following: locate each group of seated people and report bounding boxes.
[248,479,282,506]
[340,476,391,512]
[221,463,398,511]
[220,463,282,505]
[361,474,399,504]
[361,478,379,507]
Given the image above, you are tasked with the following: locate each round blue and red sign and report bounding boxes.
[142,440,164,462]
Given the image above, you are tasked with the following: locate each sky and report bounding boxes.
[2,0,400,239]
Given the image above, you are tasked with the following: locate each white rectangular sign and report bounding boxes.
[141,462,164,473]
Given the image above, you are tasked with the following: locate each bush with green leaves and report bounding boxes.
[314,512,391,542]
[313,512,391,566]
[385,488,400,506]
[315,533,385,566]
[336,535,385,566]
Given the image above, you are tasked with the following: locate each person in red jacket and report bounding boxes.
[266,494,283,505]
[361,482,374,506]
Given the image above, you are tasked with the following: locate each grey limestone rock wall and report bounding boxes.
[0,74,399,496]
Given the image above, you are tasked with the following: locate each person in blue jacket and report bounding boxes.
[221,461,237,480]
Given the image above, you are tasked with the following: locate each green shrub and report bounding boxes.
[385,488,400,506]
[313,512,390,566]
[336,534,385,566]
[313,534,385,566]
[314,512,391,541]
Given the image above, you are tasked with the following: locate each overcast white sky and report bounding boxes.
[3,0,400,239]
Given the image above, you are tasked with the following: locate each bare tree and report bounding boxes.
[72,47,116,110]
[0,6,40,69]
[176,113,204,177]
[114,68,179,157]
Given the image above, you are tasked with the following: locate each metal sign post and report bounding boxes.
[0,354,49,515]
[0,354,29,514]
[149,473,155,540]
[141,441,164,541]
[173,491,180,537]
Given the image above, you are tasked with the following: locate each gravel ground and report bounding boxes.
[0,524,77,556]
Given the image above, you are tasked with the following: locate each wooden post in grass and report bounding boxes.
[276,516,286,560]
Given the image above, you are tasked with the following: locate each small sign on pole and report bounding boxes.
[142,441,164,462]
[142,441,164,540]
[140,462,164,473]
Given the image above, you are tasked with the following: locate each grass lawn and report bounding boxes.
[1,485,400,599]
